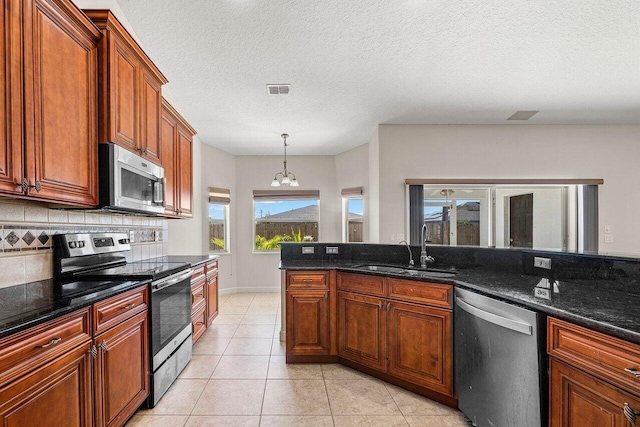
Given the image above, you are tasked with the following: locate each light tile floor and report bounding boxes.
[127,293,471,427]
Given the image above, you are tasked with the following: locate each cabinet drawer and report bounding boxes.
[206,259,218,274]
[387,278,453,309]
[191,281,206,310]
[0,308,91,388]
[192,304,207,343]
[287,271,329,290]
[548,317,640,396]
[192,265,206,283]
[337,272,385,297]
[93,286,148,335]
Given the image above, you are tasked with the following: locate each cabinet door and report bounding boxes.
[0,342,93,427]
[94,310,149,427]
[139,68,162,164]
[286,290,331,356]
[387,300,453,396]
[337,291,386,371]
[23,0,99,206]
[549,358,640,427]
[160,109,178,215]
[0,0,23,196]
[176,124,193,217]
[206,273,219,326]
[109,38,138,152]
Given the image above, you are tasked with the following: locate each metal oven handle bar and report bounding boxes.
[455,296,532,335]
[152,269,193,293]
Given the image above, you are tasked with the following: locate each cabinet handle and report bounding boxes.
[100,340,108,352]
[302,279,313,282]
[36,337,62,349]
[386,302,391,311]
[20,179,42,193]
[195,321,205,325]
[624,403,639,425]
[324,292,328,299]
[120,303,136,310]
[625,368,640,378]
[88,345,98,359]
[378,301,383,309]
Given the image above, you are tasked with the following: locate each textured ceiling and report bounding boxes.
[116,0,640,155]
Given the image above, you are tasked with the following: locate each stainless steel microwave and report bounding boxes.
[98,143,166,215]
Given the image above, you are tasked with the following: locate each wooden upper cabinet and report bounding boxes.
[160,98,196,218]
[0,0,23,196]
[0,0,100,206]
[84,10,167,165]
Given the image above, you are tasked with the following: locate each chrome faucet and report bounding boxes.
[420,224,435,268]
[398,240,414,267]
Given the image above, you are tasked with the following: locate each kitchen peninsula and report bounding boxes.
[280,242,640,427]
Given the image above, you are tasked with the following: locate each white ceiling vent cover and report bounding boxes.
[507,110,539,120]
[267,84,290,95]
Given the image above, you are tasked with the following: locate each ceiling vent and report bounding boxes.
[507,110,539,121]
[267,84,290,95]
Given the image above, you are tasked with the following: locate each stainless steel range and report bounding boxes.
[53,232,193,408]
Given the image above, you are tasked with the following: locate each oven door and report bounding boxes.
[150,269,192,370]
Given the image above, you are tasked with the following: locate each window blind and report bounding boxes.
[253,190,320,201]
[341,187,363,198]
[209,187,230,205]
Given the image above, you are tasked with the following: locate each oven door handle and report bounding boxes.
[152,269,193,292]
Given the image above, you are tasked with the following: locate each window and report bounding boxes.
[342,187,364,242]
[208,188,230,253]
[253,190,320,251]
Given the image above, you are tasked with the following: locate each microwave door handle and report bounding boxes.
[153,178,166,207]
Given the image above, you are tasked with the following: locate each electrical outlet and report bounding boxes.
[326,247,339,254]
[534,287,551,300]
[129,230,135,243]
[605,234,614,243]
[302,247,314,254]
[534,257,551,269]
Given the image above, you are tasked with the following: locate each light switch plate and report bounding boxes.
[302,247,314,254]
[326,247,339,254]
[534,287,551,300]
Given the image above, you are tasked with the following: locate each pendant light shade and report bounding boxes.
[270,133,299,187]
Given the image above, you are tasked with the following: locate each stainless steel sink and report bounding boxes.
[358,265,457,278]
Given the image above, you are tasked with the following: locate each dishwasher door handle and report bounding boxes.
[456,297,532,335]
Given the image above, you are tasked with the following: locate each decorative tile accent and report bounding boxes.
[22,230,35,247]
[5,231,20,248]
[37,230,50,247]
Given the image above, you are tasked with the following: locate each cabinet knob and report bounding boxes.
[324,292,328,299]
[624,403,639,425]
[386,302,391,311]
[99,340,108,352]
[120,303,136,310]
[378,301,383,309]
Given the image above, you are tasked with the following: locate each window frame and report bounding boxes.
[341,187,364,243]
[252,190,321,253]
[208,188,231,254]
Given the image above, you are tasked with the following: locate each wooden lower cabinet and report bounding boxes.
[0,342,93,427]
[286,290,331,357]
[192,304,207,343]
[337,291,386,371]
[387,300,452,396]
[94,310,149,427]
[205,274,219,327]
[549,358,640,427]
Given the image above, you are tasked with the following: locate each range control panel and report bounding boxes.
[59,233,132,256]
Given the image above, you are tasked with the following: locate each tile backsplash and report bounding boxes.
[0,200,169,289]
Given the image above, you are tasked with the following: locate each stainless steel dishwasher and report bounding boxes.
[454,287,547,427]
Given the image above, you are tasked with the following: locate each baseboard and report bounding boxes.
[219,286,282,295]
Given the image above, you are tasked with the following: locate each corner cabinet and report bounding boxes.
[286,271,335,361]
[160,98,196,218]
[84,10,167,166]
[0,0,99,206]
[548,317,640,427]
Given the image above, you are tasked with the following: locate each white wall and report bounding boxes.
[234,155,339,292]
[376,124,640,255]
[199,144,237,293]
[368,129,380,243]
[335,144,370,242]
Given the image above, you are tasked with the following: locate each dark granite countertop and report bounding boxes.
[280,259,640,345]
[147,255,218,268]
[0,278,149,339]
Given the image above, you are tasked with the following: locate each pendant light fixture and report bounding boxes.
[270,133,299,187]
